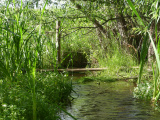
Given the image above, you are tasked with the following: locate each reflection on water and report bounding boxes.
[60,80,160,120]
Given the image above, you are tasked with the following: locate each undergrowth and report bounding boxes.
[0,72,72,120]
[90,46,139,80]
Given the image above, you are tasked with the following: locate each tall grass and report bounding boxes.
[127,0,160,103]
[0,1,75,119]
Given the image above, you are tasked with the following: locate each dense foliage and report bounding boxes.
[0,1,74,119]
[1,0,160,119]
[0,72,72,119]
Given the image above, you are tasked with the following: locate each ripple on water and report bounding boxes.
[60,81,160,120]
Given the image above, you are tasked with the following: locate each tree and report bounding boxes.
[67,0,152,62]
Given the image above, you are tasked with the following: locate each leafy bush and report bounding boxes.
[0,72,72,120]
[133,81,153,100]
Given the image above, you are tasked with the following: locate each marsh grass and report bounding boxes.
[127,0,160,104]
[0,1,75,119]
[94,46,138,81]
[0,72,73,119]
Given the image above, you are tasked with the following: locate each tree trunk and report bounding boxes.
[70,0,109,50]
[94,25,104,49]
[56,21,61,65]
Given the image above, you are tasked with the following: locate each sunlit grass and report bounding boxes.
[0,1,74,119]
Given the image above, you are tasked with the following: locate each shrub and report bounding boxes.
[0,72,72,119]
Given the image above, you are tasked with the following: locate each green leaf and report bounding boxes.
[148,31,160,72]
[126,0,145,27]
[138,33,150,84]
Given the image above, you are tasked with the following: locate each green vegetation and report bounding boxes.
[1,0,160,119]
[0,1,74,119]
[0,72,72,119]
[77,76,117,83]
[126,0,160,105]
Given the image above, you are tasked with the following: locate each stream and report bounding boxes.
[60,77,160,120]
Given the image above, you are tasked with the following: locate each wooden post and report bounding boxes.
[56,21,61,65]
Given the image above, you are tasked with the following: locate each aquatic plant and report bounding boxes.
[0,72,73,119]
[0,1,76,119]
[127,0,160,104]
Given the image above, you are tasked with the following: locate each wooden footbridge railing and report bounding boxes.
[58,68,108,72]
[37,68,108,72]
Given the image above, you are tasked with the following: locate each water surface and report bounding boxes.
[60,80,160,120]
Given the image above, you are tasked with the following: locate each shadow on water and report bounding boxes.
[60,75,160,120]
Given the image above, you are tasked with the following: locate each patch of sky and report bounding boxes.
[0,0,67,9]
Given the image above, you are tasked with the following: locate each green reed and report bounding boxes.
[127,0,160,103]
[1,0,44,119]
[0,0,76,119]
